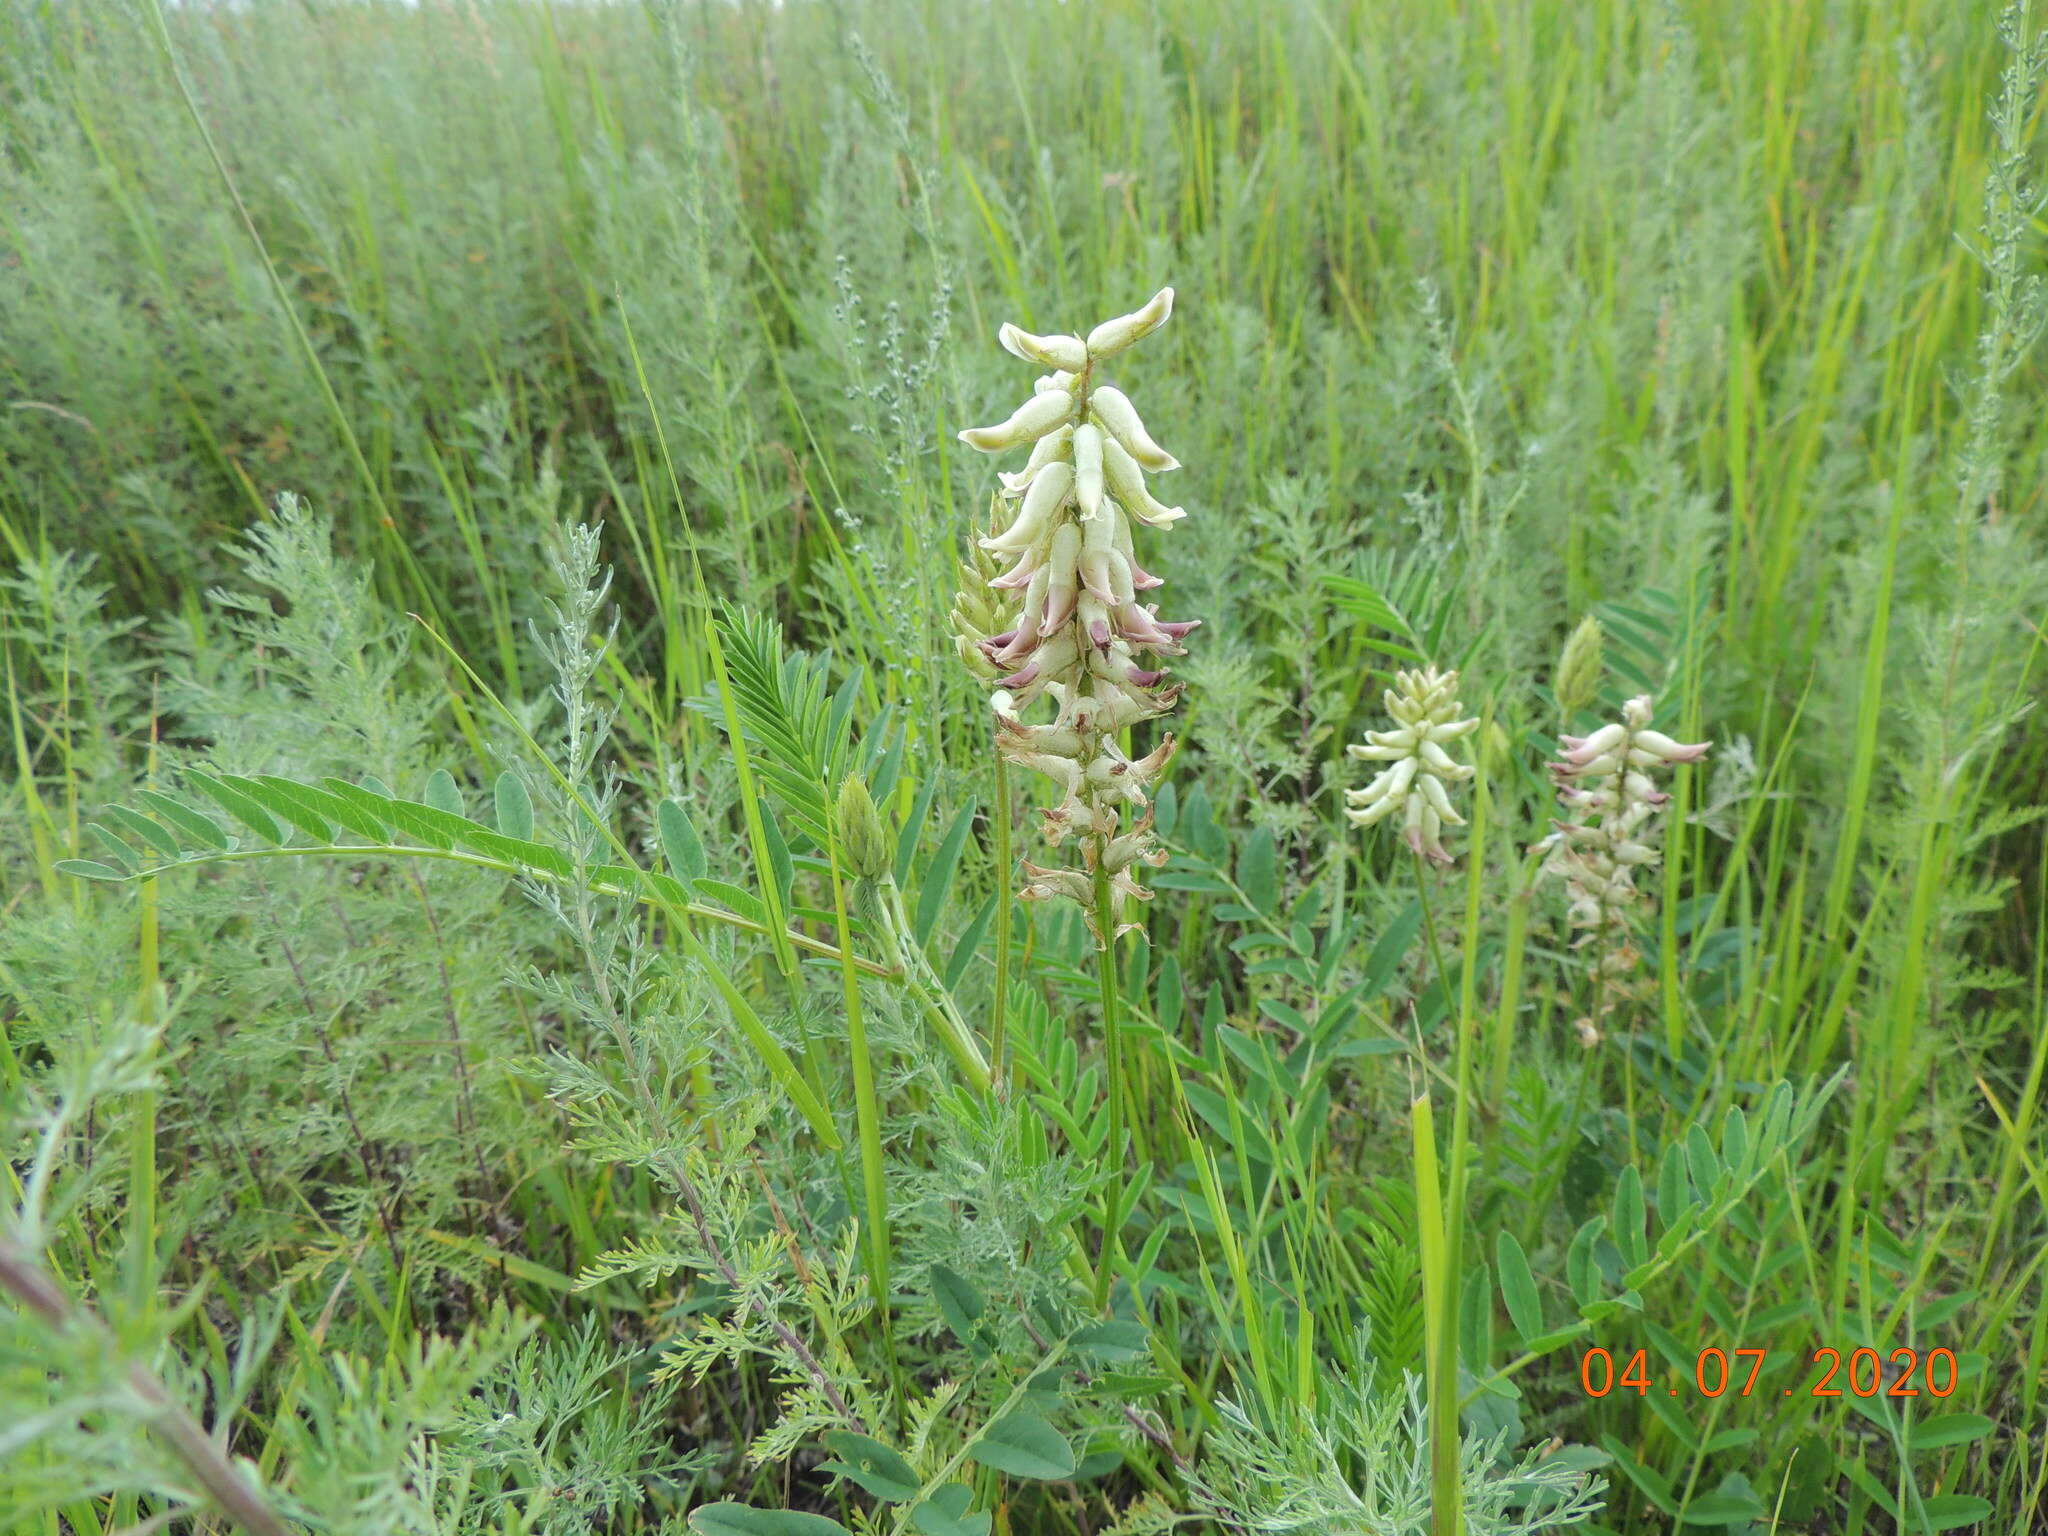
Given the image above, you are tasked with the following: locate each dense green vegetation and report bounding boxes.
[3,0,2045,1530]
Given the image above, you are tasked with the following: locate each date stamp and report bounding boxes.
[1578,1346,1960,1400]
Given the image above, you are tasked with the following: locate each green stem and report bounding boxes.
[1488,866,1532,1116]
[1409,777,1485,1536]
[1094,861,1125,1173]
[827,848,895,1381]
[1411,1092,1461,1536]
[1413,851,1454,1043]
[882,885,992,1090]
[1091,859,1131,1312]
[991,758,1014,1095]
[127,828,160,1318]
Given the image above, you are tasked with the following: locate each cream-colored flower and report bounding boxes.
[1344,667,1479,865]
[1084,287,1174,359]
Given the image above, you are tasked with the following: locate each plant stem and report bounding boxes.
[1409,773,1484,1536]
[1091,857,1133,1311]
[1094,860,1125,1174]
[1413,851,1454,1045]
[128,723,161,1319]
[0,1237,288,1536]
[827,852,892,1332]
[881,884,992,1090]
[991,758,1014,1095]
[1488,865,1531,1116]
[1410,1091,1461,1536]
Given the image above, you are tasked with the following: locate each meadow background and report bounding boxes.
[2,0,2046,1530]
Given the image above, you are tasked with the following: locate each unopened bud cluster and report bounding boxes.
[1536,694,1710,1038]
[1345,667,1479,865]
[1553,616,1605,718]
[834,774,893,883]
[952,288,1196,945]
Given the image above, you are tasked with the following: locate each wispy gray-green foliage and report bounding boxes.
[2,0,2044,1531]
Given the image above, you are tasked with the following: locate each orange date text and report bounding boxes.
[1576,1346,1957,1400]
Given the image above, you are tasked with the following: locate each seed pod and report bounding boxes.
[1000,323,1089,371]
[1085,287,1174,360]
[1088,387,1177,472]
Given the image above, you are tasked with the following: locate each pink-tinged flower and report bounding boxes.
[1113,603,1198,650]
[1536,694,1712,1004]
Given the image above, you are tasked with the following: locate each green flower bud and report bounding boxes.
[1480,720,1512,779]
[834,775,892,882]
[1554,615,1604,717]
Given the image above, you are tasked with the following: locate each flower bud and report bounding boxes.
[1479,721,1512,779]
[999,323,1089,371]
[834,775,893,882]
[958,389,1076,454]
[1084,287,1174,359]
[1100,437,1186,527]
[1088,387,1178,473]
[1554,615,1604,717]
[1072,423,1106,520]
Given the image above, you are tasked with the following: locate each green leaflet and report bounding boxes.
[686,1505,850,1536]
[968,1412,1074,1480]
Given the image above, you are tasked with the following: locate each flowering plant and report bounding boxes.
[1344,666,1480,866]
[952,288,1197,945]
[1538,694,1710,1039]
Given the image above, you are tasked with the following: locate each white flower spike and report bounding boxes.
[1345,667,1480,865]
[950,287,1195,946]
